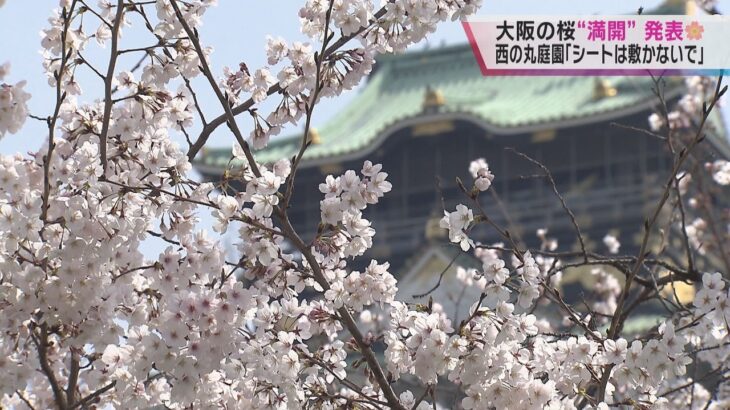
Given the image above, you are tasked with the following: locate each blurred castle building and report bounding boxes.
[194,0,727,311]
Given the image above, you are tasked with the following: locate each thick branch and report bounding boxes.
[98,0,126,177]
[65,350,80,406]
[275,210,406,410]
[34,324,67,410]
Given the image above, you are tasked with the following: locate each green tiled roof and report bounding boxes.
[195,3,728,170]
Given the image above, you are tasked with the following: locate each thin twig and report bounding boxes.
[169,0,262,178]
[69,381,116,409]
[281,0,336,210]
[40,2,78,224]
[508,148,588,262]
[15,390,36,410]
[597,75,726,402]
[185,4,391,161]
[674,172,695,275]
[609,121,667,141]
[412,251,460,298]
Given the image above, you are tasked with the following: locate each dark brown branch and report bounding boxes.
[281,0,336,211]
[303,350,389,409]
[65,349,80,406]
[15,390,36,410]
[185,5,390,161]
[182,75,207,126]
[41,2,78,224]
[608,75,725,340]
[411,385,433,410]
[275,210,406,410]
[169,0,262,178]
[609,121,667,141]
[33,324,67,409]
[112,263,159,283]
[412,250,460,298]
[673,172,695,275]
[98,0,126,177]
[78,0,113,27]
[69,381,116,409]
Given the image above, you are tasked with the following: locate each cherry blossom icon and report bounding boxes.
[685,21,705,40]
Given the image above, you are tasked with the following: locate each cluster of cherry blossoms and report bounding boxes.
[1,0,730,409]
[709,159,730,185]
[215,0,483,150]
[440,203,475,252]
[317,160,391,258]
[468,157,494,191]
[433,154,730,408]
[587,268,621,322]
[648,76,719,133]
[0,63,31,138]
[439,158,495,251]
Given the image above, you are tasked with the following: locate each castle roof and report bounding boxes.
[195,2,727,173]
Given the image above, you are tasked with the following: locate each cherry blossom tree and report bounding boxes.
[0,1,729,409]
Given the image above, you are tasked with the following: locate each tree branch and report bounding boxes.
[597,75,726,402]
[275,209,406,410]
[185,4,391,161]
[169,0,262,178]
[98,0,126,178]
[34,324,67,410]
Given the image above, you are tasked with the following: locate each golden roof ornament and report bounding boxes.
[685,0,697,15]
[592,78,617,100]
[423,86,445,110]
[663,0,696,15]
[307,127,321,144]
[425,209,447,240]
